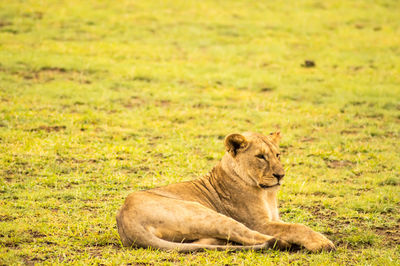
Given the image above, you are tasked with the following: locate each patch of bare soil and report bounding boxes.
[40,66,67,73]
[29,125,66,132]
[34,67,92,84]
[155,99,171,107]
[55,157,98,164]
[127,257,181,266]
[192,102,211,109]
[341,130,358,134]
[4,66,92,84]
[27,229,46,238]
[325,159,354,168]
[302,204,400,248]
[0,215,16,221]
[373,225,400,246]
[0,21,12,28]
[349,66,363,71]
[300,136,316,142]
[22,255,46,266]
[87,247,103,258]
[301,60,315,68]
[122,96,145,108]
[303,204,339,221]
[132,75,155,83]
[259,87,275,92]
[354,187,372,196]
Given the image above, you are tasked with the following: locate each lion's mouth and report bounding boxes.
[259,183,280,189]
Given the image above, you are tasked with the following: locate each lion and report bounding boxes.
[116,131,335,252]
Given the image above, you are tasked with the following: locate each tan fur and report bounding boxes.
[116,132,335,252]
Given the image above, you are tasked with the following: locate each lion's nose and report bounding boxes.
[273,173,285,181]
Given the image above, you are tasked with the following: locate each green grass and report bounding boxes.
[1,0,399,264]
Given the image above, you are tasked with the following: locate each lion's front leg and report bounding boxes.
[255,222,335,252]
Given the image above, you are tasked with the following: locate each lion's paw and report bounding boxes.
[304,233,335,252]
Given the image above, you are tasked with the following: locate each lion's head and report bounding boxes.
[222,131,285,189]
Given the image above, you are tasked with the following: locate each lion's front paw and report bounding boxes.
[304,232,335,252]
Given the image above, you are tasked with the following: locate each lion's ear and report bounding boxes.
[269,131,281,144]
[224,134,248,157]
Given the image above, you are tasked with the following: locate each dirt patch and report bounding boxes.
[384,131,398,138]
[55,157,98,163]
[302,203,400,248]
[354,24,364,29]
[341,130,358,134]
[349,66,363,71]
[373,225,400,245]
[130,166,150,174]
[300,136,316,142]
[29,125,66,132]
[82,205,101,211]
[127,257,180,266]
[153,153,169,159]
[27,229,46,238]
[349,101,366,106]
[22,256,45,266]
[0,215,16,222]
[40,66,67,73]
[378,177,399,186]
[366,113,384,119]
[132,75,155,83]
[311,191,335,198]
[23,11,44,20]
[259,87,275,92]
[304,204,338,220]
[155,99,171,107]
[123,98,145,108]
[87,247,103,258]
[0,175,10,183]
[6,66,92,84]
[357,188,372,192]
[192,102,211,108]
[197,134,225,140]
[354,188,373,196]
[354,112,384,120]
[0,21,12,28]
[325,159,354,168]
[301,60,315,68]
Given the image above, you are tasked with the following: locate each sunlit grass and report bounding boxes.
[0,0,399,264]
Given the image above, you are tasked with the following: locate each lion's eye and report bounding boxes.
[276,153,280,158]
[256,154,266,160]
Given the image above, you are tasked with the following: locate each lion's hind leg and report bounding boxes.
[191,238,228,245]
[117,193,290,252]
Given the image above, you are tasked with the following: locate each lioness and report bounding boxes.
[116,132,335,252]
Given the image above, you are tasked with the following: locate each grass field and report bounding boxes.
[1,0,399,264]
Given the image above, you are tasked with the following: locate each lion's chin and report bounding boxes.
[259,183,280,189]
